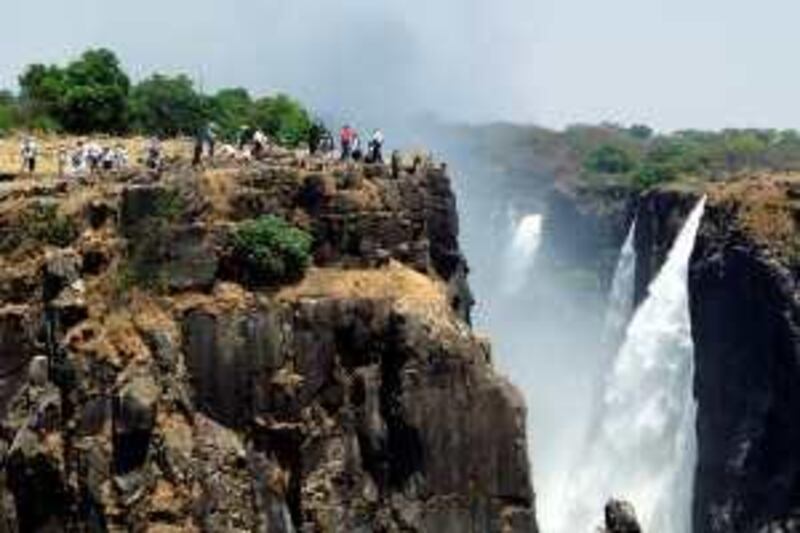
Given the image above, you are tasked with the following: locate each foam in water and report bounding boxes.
[554,198,706,533]
[502,213,543,294]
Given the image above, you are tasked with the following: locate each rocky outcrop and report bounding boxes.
[689,186,800,533]
[0,152,535,532]
[603,500,642,533]
[629,180,800,532]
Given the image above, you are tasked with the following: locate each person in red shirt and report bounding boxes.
[340,125,354,161]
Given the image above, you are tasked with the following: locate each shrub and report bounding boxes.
[231,215,312,285]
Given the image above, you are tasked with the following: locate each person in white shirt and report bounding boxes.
[20,136,38,174]
[368,129,384,163]
[70,141,88,176]
[113,144,129,171]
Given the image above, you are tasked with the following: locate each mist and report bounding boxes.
[5,0,800,130]
[3,1,799,530]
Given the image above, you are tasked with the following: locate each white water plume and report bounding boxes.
[502,213,543,295]
[602,220,637,350]
[553,197,706,533]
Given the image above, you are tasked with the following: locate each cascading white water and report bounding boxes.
[554,197,706,533]
[602,220,638,349]
[502,213,543,294]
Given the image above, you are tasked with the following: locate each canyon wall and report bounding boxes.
[0,153,536,532]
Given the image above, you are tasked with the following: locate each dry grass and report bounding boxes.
[710,172,800,260]
[0,134,191,176]
[276,260,446,307]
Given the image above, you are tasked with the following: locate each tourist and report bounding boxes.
[113,143,129,171]
[351,131,363,162]
[70,141,87,175]
[145,137,162,171]
[19,136,38,175]
[85,141,102,174]
[368,129,384,163]
[391,150,401,179]
[308,121,325,155]
[340,124,354,161]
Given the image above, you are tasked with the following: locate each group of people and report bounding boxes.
[338,125,384,163]
[13,120,389,178]
[192,122,273,166]
[19,136,131,177]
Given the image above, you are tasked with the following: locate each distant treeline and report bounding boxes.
[460,122,800,188]
[0,48,313,146]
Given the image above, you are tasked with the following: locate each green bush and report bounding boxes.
[231,215,312,285]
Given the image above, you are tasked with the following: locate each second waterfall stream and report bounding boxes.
[554,197,707,533]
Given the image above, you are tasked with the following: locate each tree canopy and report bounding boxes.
[3,47,316,146]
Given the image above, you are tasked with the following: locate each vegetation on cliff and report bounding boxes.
[455,121,800,190]
[0,48,313,146]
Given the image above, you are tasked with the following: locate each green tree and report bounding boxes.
[18,64,65,129]
[251,94,311,147]
[584,144,637,174]
[627,124,653,140]
[129,74,208,137]
[0,91,17,134]
[59,49,131,133]
[210,88,253,140]
[724,131,767,171]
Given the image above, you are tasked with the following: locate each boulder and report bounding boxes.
[604,499,642,533]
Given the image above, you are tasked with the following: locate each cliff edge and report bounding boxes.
[0,151,536,532]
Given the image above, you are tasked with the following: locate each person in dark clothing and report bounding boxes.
[192,134,204,167]
[391,150,401,179]
[308,121,325,155]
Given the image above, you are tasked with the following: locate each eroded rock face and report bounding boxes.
[0,155,536,532]
[690,203,800,533]
[631,185,800,532]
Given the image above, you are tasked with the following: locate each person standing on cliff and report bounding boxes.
[340,124,354,161]
[308,121,324,156]
[368,128,384,163]
[20,136,38,175]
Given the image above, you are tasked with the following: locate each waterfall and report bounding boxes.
[556,197,706,533]
[502,213,543,294]
[602,220,637,350]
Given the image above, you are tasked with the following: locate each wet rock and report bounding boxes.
[603,499,641,533]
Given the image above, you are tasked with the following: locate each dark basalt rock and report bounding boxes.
[0,157,536,532]
[690,205,800,533]
[603,499,642,533]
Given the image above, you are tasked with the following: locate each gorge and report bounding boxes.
[433,124,800,532]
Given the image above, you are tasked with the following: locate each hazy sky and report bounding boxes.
[2,0,798,131]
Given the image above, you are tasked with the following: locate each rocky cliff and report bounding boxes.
[624,178,800,533]
[0,152,535,532]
